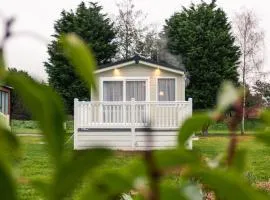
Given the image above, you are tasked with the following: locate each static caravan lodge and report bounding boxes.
[74,55,193,150]
[0,85,11,124]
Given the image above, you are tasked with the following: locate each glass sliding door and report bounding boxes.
[126,81,146,101]
[102,78,148,125]
[103,81,123,123]
[103,81,123,101]
[126,80,147,124]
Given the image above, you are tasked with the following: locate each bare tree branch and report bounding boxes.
[233,8,265,134]
[114,0,159,59]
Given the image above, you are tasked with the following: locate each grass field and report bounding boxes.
[11,119,263,135]
[11,120,74,134]
[207,119,264,135]
[15,135,270,199]
[9,119,270,198]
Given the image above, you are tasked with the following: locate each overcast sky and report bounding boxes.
[1,0,269,81]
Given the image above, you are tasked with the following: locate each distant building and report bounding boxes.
[0,85,12,123]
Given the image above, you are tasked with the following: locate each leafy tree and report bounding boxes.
[245,87,261,108]
[252,80,270,107]
[45,2,117,113]
[165,0,240,109]
[8,68,34,120]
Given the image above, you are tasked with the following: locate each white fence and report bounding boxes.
[74,98,193,150]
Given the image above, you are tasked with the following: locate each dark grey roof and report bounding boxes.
[1,85,13,90]
[99,55,185,72]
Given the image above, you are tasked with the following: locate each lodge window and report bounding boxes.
[157,78,176,101]
[126,81,146,101]
[102,79,147,101]
[0,91,9,114]
[103,81,123,101]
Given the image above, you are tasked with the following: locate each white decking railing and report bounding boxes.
[74,98,192,129]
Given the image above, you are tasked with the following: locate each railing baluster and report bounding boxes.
[75,100,192,129]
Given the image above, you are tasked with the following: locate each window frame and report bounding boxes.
[156,77,177,102]
[0,90,9,114]
[103,80,124,101]
[100,77,150,102]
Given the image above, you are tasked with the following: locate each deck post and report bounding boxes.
[187,97,193,149]
[188,98,193,117]
[74,98,79,150]
[131,98,136,150]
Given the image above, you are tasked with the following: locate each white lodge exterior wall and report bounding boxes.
[91,63,185,101]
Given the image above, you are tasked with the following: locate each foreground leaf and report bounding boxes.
[5,73,65,166]
[192,169,269,200]
[0,114,19,152]
[0,162,17,200]
[256,131,270,146]
[80,171,133,200]
[61,33,97,91]
[51,149,112,199]
[259,109,270,126]
[230,149,246,173]
[178,113,213,147]
[216,81,241,112]
[154,149,200,169]
[180,182,203,200]
[160,186,188,200]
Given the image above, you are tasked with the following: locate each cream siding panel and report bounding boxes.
[92,63,185,101]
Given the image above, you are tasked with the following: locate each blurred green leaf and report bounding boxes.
[0,114,19,162]
[259,109,270,125]
[31,180,50,199]
[51,149,112,199]
[0,116,18,150]
[155,149,200,169]
[192,169,269,200]
[180,182,203,200]
[256,130,270,146]
[0,50,7,78]
[216,81,241,112]
[0,162,17,200]
[178,113,213,147]
[0,52,4,69]
[61,33,97,91]
[5,72,65,166]
[230,149,246,173]
[160,186,188,200]
[256,110,270,146]
[80,171,133,200]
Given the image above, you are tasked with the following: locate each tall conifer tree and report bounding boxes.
[45,2,117,113]
[165,0,240,109]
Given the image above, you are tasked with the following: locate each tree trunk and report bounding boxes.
[202,128,209,136]
[241,41,246,135]
[241,88,246,135]
[202,123,209,136]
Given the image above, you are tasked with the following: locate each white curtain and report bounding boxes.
[103,81,123,101]
[158,79,175,101]
[126,81,146,101]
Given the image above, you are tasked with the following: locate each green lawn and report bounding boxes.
[15,135,270,199]
[11,119,262,135]
[206,119,263,135]
[11,120,74,135]
[10,119,270,198]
